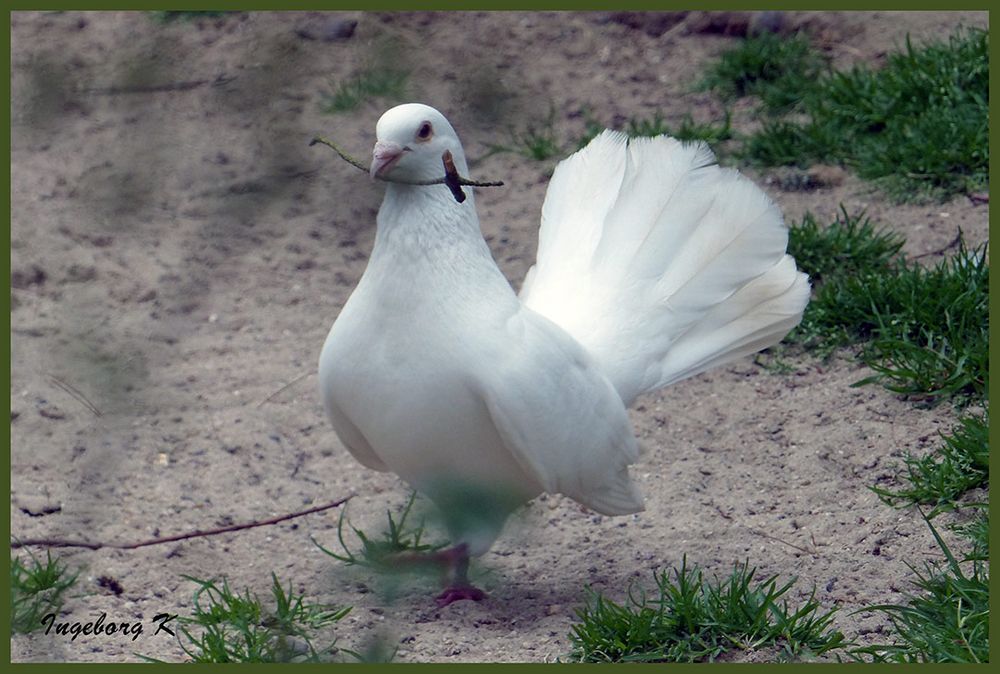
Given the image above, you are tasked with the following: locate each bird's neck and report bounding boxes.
[374,183,487,260]
[363,183,514,305]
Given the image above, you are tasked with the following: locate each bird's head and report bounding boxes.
[370,103,468,183]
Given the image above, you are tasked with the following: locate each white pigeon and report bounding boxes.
[318,103,810,605]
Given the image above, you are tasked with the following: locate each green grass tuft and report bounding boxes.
[569,556,846,662]
[843,244,987,401]
[148,573,352,663]
[577,112,732,150]
[669,112,734,145]
[951,506,989,562]
[850,509,988,663]
[718,28,988,201]
[872,409,989,510]
[10,549,79,634]
[312,491,445,569]
[322,67,409,114]
[788,207,904,285]
[621,113,671,138]
[742,118,842,168]
[699,31,826,112]
[488,108,563,161]
[788,210,987,403]
[813,29,988,200]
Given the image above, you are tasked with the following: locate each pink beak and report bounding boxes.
[371,140,405,178]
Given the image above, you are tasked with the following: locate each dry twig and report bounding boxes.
[309,136,504,200]
[80,74,236,96]
[441,149,466,203]
[747,527,819,556]
[256,371,314,408]
[911,229,965,260]
[11,496,352,551]
[46,374,102,417]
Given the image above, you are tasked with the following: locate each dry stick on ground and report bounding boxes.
[713,502,815,555]
[256,371,315,408]
[10,496,352,551]
[911,229,965,260]
[309,136,504,202]
[80,74,237,96]
[46,374,102,417]
[747,527,819,557]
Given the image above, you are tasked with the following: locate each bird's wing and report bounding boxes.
[472,309,644,516]
[323,394,389,472]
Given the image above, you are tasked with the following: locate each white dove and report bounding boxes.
[319,103,810,605]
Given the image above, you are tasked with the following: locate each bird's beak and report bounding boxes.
[371,141,406,179]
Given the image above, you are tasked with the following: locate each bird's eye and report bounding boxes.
[416,121,433,141]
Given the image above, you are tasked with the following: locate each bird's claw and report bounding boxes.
[435,585,486,607]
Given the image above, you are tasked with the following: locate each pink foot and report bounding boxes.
[435,585,486,607]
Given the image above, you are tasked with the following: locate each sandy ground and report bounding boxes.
[9,10,989,663]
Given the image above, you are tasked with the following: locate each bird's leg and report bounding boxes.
[433,543,486,607]
[384,543,486,606]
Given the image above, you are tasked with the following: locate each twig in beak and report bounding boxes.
[310,136,504,203]
[309,136,370,172]
[441,150,466,203]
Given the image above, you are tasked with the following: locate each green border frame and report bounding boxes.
[3,2,997,9]
[4,3,995,671]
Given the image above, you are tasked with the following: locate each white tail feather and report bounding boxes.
[520,131,810,405]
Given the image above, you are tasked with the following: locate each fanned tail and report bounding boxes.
[520,131,810,405]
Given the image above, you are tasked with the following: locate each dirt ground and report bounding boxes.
[9,10,989,663]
